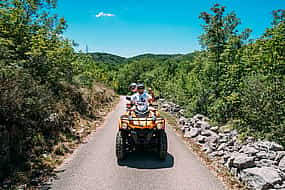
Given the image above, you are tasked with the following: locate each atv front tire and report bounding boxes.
[158,131,168,160]
[116,131,126,161]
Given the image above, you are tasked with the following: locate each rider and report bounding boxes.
[129,82,155,102]
[131,83,154,106]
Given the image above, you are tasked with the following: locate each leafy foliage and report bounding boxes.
[110,6,285,146]
[0,0,116,187]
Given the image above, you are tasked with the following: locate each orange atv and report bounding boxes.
[116,96,168,161]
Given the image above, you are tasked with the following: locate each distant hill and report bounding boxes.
[87,52,199,65]
[88,52,127,65]
[128,53,183,62]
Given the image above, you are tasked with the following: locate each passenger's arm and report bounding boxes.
[148,88,155,102]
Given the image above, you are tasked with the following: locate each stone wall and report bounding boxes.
[159,99,285,190]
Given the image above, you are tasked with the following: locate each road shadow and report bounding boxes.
[117,151,174,169]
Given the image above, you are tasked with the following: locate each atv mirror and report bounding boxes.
[126,96,131,101]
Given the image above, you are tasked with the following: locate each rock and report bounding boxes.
[219,134,229,143]
[279,156,285,171]
[209,150,225,157]
[273,180,285,189]
[256,151,273,160]
[255,141,284,151]
[200,129,212,136]
[240,145,259,155]
[210,126,219,132]
[232,153,255,169]
[197,135,207,144]
[246,136,256,143]
[256,159,278,168]
[225,146,236,152]
[207,131,220,144]
[230,129,238,136]
[275,151,285,162]
[193,114,208,121]
[202,143,214,154]
[178,109,185,116]
[226,139,235,146]
[200,121,211,130]
[162,103,170,108]
[184,128,200,138]
[179,117,187,125]
[218,143,227,151]
[223,152,241,168]
[180,125,189,133]
[240,167,283,190]
[173,107,180,112]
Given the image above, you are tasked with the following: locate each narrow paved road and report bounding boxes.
[49,97,225,190]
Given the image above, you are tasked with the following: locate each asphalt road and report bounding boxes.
[49,97,225,190]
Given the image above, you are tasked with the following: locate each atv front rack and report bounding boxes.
[120,115,164,122]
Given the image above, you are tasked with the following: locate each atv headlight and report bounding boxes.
[121,122,128,129]
[156,122,164,129]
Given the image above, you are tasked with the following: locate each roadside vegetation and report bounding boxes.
[0,0,116,187]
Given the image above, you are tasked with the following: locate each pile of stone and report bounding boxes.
[159,99,285,190]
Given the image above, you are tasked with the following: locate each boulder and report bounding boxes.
[193,114,208,122]
[275,151,285,162]
[240,167,283,190]
[230,129,238,137]
[279,156,285,171]
[202,142,214,154]
[273,180,285,189]
[184,128,200,138]
[178,109,185,116]
[210,126,219,133]
[209,150,225,157]
[217,143,227,151]
[223,152,241,168]
[245,136,256,143]
[197,121,211,130]
[257,151,277,161]
[173,107,181,112]
[180,125,190,133]
[254,141,283,151]
[256,159,278,168]
[240,145,259,155]
[179,117,187,125]
[197,135,207,144]
[232,153,255,169]
[207,131,220,144]
[219,135,229,143]
[200,129,212,136]
[161,103,170,108]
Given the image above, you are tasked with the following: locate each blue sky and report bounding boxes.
[56,0,285,57]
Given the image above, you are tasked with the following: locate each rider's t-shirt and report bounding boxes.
[131,92,152,106]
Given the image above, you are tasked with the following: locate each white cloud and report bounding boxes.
[95,12,115,18]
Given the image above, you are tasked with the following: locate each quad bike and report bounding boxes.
[116,96,168,161]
